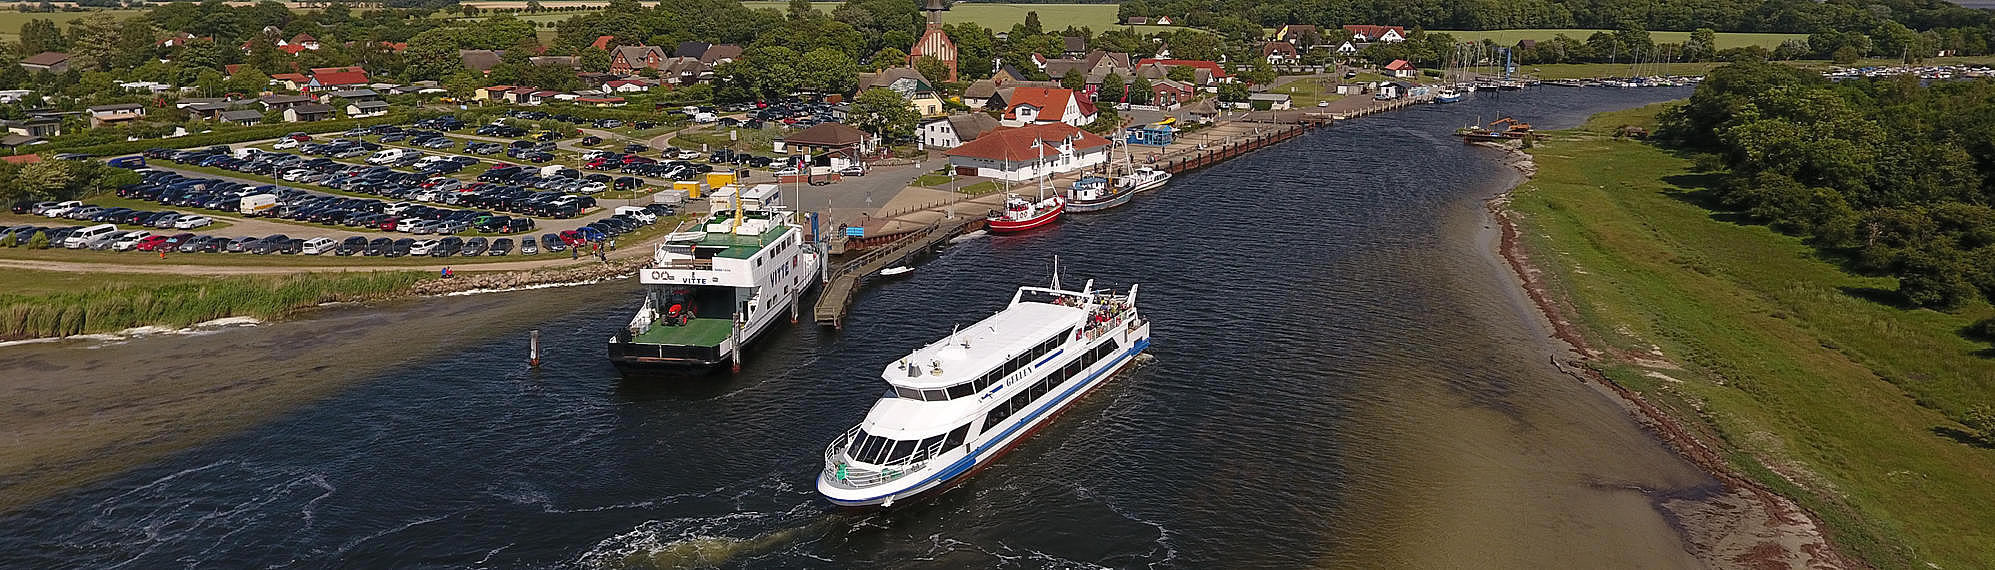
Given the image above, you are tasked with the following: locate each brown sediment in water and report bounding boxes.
[1481,143,1862,570]
[0,281,634,515]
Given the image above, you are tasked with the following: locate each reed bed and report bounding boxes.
[0,272,423,340]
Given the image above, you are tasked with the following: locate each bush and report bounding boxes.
[26,231,49,249]
[0,232,14,247]
[1966,317,1995,341]
[1962,406,1995,447]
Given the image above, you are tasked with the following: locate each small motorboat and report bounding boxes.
[880,265,913,277]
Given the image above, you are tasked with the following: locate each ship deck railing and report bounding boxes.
[821,425,952,490]
[660,258,714,270]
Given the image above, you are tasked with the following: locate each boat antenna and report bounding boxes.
[955,323,969,348]
[1051,255,1061,290]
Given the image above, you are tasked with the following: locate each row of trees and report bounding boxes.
[1660,62,1995,311]
[1119,0,1991,35]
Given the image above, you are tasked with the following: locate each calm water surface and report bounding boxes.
[0,86,1710,569]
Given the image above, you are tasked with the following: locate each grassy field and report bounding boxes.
[0,9,145,43]
[1266,77,1346,107]
[0,268,423,340]
[1438,29,1806,50]
[1512,105,1995,568]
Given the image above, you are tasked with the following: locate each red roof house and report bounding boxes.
[944,122,1113,181]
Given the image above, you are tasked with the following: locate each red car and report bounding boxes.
[559,230,586,246]
[377,216,401,231]
[132,235,170,251]
[286,133,312,142]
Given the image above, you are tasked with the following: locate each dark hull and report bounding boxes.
[608,340,728,375]
[1066,190,1135,213]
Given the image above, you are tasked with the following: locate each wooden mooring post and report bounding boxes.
[529,329,541,367]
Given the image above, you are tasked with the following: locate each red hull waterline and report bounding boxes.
[987,206,1063,233]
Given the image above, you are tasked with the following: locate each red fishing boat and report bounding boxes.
[986,194,1064,233]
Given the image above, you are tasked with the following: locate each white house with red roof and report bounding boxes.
[1385,59,1418,78]
[305,67,370,92]
[1000,86,1096,127]
[1342,25,1406,43]
[943,123,1113,181]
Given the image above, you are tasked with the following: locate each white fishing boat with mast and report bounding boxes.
[817,261,1151,507]
[608,183,822,374]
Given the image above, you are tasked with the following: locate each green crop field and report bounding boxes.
[1436,28,1805,50]
[1513,104,1995,568]
[0,9,145,43]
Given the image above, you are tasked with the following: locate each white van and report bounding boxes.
[43,200,82,217]
[64,223,117,248]
[111,230,153,250]
[300,237,337,255]
[614,206,656,223]
[367,148,410,165]
[239,193,278,216]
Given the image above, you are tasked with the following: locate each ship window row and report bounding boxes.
[848,423,972,465]
[898,329,1075,402]
[984,339,1121,430]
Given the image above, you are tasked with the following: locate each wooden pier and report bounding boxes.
[1155,123,1312,175]
[812,217,973,328]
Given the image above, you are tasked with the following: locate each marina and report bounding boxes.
[0,87,1711,568]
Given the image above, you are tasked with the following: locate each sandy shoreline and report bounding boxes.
[1478,141,1858,569]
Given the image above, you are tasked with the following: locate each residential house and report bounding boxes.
[1275,25,1319,45]
[1385,59,1418,78]
[943,122,1112,181]
[654,57,710,85]
[326,89,383,103]
[982,81,1062,110]
[2,116,62,138]
[1154,15,1174,25]
[258,94,314,111]
[963,78,999,108]
[182,101,233,120]
[219,109,263,125]
[345,100,390,118]
[1342,25,1406,43]
[158,32,210,48]
[780,122,872,163]
[918,112,1001,150]
[1516,39,1538,50]
[605,78,658,93]
[475,85,514,102]
[1246,93,1292,110]
[270,73,311,91]
[19,52,70,74]
[529,56,581,70]
[86,103,146,128]
[283,103,334,122]
[1261,42,1300,65]
[460,50,504,73]
[289,33,320,51]
[1135,59,1233,88]
[1335,41,1362,56]
[609,45,669,74]
[1062,36,1087,58]
[1334,83,1370,95]
[1148,78,1196,107]
[306,67,370,92]
[1000,86,1096,127]
[857,67,945,117]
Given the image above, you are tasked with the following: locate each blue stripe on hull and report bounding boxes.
[823,336,1151,506]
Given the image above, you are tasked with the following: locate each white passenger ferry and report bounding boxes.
[608,184,821,374]
[817,272,1150,506]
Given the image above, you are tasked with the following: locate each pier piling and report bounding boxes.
[529,329,540,367]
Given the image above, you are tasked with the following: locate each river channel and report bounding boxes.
[0,86,1705,568]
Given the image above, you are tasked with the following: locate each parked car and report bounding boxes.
[300,237,337,255]
[172,215,214,229]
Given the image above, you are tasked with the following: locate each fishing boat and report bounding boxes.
[987,193,1064,232]
[1117,166,1171,193]
[817,266,1151,507]
[1064,176,1132,213]
[608,184,821,374]
[1435,88,1465,103]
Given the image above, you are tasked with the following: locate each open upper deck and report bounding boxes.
[885,300,1084,390]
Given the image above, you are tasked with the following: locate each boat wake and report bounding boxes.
[573,502,829,569]
[434,274,631,297]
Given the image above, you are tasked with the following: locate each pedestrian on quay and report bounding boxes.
[597,249,607,263]
[609,239,616,251]
[571,246,578,260]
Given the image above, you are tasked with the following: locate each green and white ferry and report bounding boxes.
[609,184,822,374]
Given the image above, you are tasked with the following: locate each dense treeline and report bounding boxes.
[1120,0,1991,34]
[1660,62,1995,310]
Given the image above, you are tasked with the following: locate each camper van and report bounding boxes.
[64,224,117,248]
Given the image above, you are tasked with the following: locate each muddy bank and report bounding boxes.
[1483,143,1857,569]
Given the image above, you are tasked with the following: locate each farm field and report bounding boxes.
[0,9,145,43]
[1435,28,1806,50]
